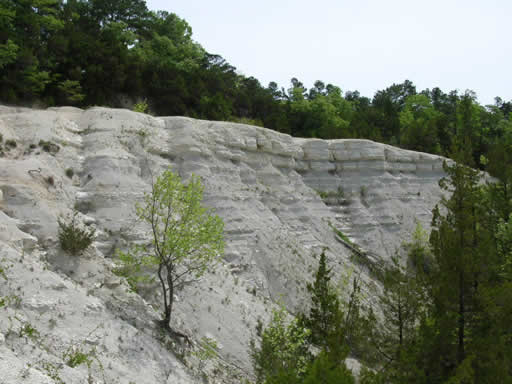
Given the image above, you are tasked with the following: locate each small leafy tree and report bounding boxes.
[117,169,224,329]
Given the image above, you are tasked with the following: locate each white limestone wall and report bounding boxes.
[0,106,447,383]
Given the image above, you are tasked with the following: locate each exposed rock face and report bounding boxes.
[0,106,446,383]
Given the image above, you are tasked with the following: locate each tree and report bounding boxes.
[57,79,85,105]
[117,169,224,330]
[372,80,416,142]
[485,114,512,218]
[370,254,426,383]
[89,0,150,29]
[416,154,489,382]
[454,91,486,166]
[307,87,352,139]
[250,307,311,384]
[399,94,441,153]
[303,350,355,384]
[302,251,341,347]
[301,251,374,363]
[497,214,512,278]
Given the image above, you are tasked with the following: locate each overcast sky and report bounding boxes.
[146,0,511,105]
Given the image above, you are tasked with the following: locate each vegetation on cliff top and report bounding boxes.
[1,1,512,173]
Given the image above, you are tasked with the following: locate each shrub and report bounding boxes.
[65,350,91,368]
[65,168,74,178]
[360,185,367,198]
[5,139,16,148]
[193,337,218,371]
[58,211,95,255]
[133,99,148,113]
[337,186,345,199]
[316,190,329,199]
[39,140,60,154]
[0,261,6,281]
[19,323,39,340]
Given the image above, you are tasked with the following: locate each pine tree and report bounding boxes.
[421,152,487,382]
[250,307,311,384]
[303,250,341,348]
[303,350,355,384]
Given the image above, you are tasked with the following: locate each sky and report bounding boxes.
[146,0,511,105]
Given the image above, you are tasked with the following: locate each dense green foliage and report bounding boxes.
[301,251,341,347]
[252,135,512,383]
[251,307,312,384]
[2,0,511,173]
[252,158,512,383]
[251,252,374,384]
[358,139,512,383]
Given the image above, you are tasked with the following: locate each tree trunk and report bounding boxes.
[165,265,174,330]
[457,270,465,364]
[158,263,170,328]
[398,294,403,348]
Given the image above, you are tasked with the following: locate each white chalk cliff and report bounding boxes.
[0,106,446,383]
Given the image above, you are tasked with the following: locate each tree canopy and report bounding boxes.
[1,0,511,173]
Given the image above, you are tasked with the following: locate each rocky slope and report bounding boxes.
[0,105,446,383]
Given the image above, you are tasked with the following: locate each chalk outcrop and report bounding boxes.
[0,106,446,383]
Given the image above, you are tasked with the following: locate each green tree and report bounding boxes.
[117,170,224,330]
[372,80,416,142]
[406,221,434,276]
[89,0,149,28]
[370,254,426,383]
[302,251,341,347]
[303,350,355,384]
[301,251,375,363]
[1,0,64,100]
[454,91,485,166]
[0,39,17,69]
[380,256,423,353]
[308,86,352,139]
[250,307,311,384]
[485,114,512,218]
[399,94,440,153]
[57,79,85,105]
[134,11,204,72]
[497,214,512,278]
[422,154,488,382]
